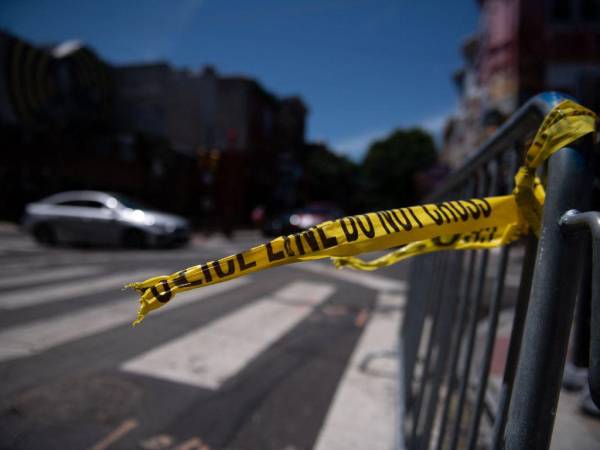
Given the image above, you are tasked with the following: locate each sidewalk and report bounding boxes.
[489,311,600,449]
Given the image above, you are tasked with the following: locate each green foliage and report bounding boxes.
[362,128,436,209]
[303,143,360,213]
[300,128,436,214]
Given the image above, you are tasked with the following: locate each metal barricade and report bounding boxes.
[398,92,598,450]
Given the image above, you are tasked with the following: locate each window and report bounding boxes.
[549,0,600,23]
[56,200,105,208]
[110,194,150,210]
[551,0,572,21]
[582,0,600,20]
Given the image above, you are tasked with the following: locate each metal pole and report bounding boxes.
[504,142,593,450]
[489,235,537,449]
[559,210,600,407]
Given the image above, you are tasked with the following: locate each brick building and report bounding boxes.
[115,62,307,227]
[0,30,307,227]
[442,0,600,169]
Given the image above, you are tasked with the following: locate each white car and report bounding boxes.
[22,191,191,248]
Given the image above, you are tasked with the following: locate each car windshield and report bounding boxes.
[111,194,150,210]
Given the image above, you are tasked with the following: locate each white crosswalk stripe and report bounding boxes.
[121,280,336,389]
[314,291,405,450]
[0,266,103,289]
[0,270,165,309]
[0,240,39,254]
[0,278,250,362]
[0,250,408,448]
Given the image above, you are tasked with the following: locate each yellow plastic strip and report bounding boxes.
[525,99,596,169]
[127,99,597,325]
[331,220,521,271]
[334,99,595,270]
[128,195,518,324]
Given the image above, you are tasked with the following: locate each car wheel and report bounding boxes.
[122,229,147,249]
[33,224,57,246]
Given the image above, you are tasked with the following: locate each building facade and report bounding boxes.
[442,0,600,169]
[0,30,308,227]
[114,62,307,227]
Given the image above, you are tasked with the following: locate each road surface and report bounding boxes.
[0,229,406,450]
[1,227,597,449]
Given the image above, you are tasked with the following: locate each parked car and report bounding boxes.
[22,191,191,248]
[262,203,343,236]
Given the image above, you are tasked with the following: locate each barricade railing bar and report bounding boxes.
[398,92,598,450]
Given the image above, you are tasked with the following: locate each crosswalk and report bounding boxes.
[0,270,166,309]
[0,279,250,362]
[0,256,405,449]
[0,265,102,289]
[122,281,336,389]
[314,291,404,450]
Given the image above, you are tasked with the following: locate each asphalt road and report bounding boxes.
[1,227,598,450]
[0,229,407,450]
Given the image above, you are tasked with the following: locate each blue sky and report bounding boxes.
[1,0,480,160]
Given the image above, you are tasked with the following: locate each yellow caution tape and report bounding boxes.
[127,99,597,325]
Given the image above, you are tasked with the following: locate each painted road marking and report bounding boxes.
[0,270,163,309]
[171,437,211,450]
[121,281,336,389]
[0,265,103,289]
[314,291,404,450]
[90,418,139,450]
[0,279,250,362]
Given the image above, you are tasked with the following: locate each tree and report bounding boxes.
[303,143,360,213]
[362,128,437,210]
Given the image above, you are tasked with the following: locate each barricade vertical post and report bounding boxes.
[395,93,596,449]
[489,235,537,449]
[559,210,600,407]
[504,140,594,449]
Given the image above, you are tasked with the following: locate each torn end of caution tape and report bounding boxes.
[125,276,173,326]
